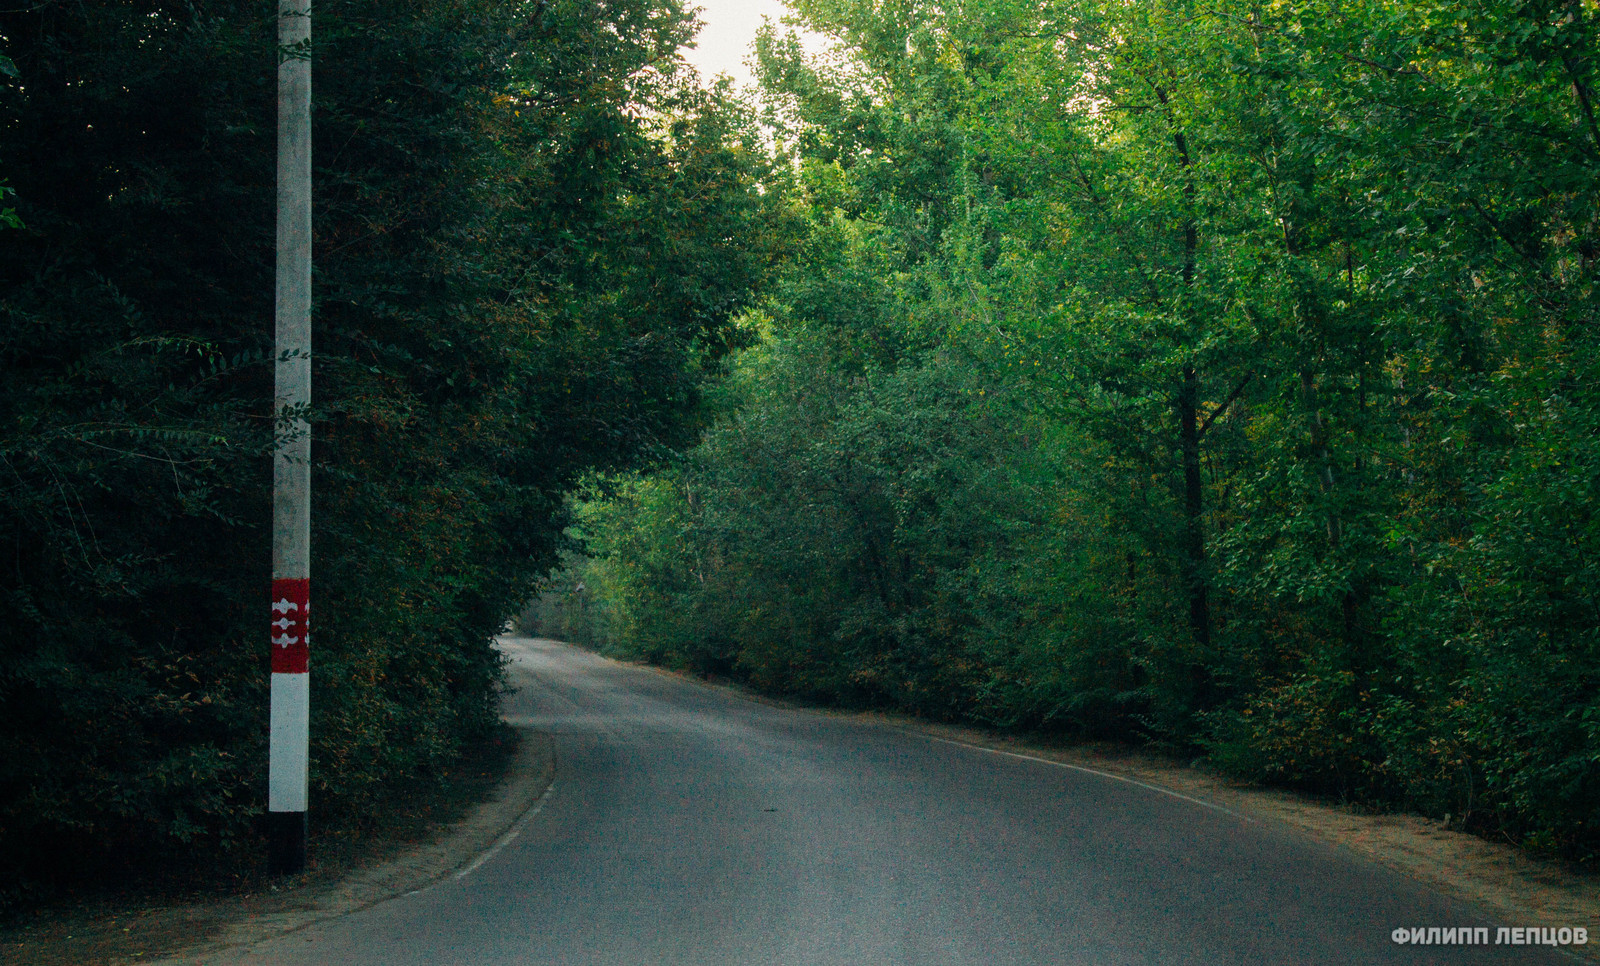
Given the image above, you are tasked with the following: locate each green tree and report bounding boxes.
[0,0,790,898]
[567,0,1600,862]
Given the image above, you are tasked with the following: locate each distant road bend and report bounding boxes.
[214,637,1566,966]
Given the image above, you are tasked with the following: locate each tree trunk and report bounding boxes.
[1179,363,1210,650]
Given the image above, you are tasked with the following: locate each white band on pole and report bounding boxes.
[268,672,311,812]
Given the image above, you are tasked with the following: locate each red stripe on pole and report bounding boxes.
[270,577,310,673]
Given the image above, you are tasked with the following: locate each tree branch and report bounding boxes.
[1198,372,1252,437]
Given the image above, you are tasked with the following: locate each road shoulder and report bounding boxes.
[0,720,554,966]
[147,727,555,966]
[883,715,1600,957]
[619,648,1600,958]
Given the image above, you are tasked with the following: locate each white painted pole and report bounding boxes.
[269,0,312,876]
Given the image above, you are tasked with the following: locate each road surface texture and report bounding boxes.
[205,638,1571,966]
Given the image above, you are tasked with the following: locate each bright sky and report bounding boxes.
[681,0,804,89]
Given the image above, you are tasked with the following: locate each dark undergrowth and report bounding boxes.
[0,724,518,966]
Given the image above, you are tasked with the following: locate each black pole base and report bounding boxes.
[267,810,307,875]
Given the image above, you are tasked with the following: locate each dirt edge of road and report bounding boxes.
[0,722,553,966]
[126,726,556,966]
[881,716,1600,959]
[612,645,1600,960]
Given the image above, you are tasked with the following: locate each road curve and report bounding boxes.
[208,638,1566,966]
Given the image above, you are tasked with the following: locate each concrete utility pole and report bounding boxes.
[269,0,312,876]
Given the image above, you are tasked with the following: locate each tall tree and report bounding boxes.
[0,0,790,897]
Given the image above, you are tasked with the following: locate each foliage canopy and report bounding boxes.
[0,0,791,897]
[545,0,1600,863]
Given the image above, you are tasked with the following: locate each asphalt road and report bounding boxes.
[213,637,1570,966]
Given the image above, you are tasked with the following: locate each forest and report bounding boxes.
[538,0,1600,866]
[0,0,788,900]
[0,0,1596,904]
